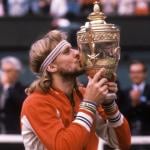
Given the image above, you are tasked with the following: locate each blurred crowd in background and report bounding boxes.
[0,0,150,17]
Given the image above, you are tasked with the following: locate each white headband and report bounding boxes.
[40,40,71,72]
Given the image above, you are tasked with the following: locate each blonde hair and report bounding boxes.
[26,30,65,95]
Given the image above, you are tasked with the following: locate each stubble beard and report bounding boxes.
[59,68,85,78]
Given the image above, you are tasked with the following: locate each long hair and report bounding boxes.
[25,30,65,95]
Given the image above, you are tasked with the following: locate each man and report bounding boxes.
[124,60,150,135]
[21,30,131,150]
[0,56,26,133]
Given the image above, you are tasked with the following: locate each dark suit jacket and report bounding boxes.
[123,83,150,135]
[0,82,27,134]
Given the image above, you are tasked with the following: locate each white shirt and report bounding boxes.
[0,84,9,109]
[132,82,146,102]
[50,0,68,17]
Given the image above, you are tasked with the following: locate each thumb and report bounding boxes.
[87,76,92,84]
[88,76,92,81]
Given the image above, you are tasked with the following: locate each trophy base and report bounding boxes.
[105,93,117,100]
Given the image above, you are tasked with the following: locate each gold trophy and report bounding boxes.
[77,1,120,99]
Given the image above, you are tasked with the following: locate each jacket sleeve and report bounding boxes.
[96,104,131,150]
[21,95,95,150]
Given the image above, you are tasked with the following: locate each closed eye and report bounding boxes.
[62,47,72,55]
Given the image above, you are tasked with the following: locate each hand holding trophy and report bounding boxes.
[77,1,120,102]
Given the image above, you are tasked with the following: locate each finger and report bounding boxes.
[102,89,109,96]
[108,87,118,93]
[99,85,108,93]
[97,78,108,87]
[92,68,105,83]
[87,76,92,84]
[107,82,117,87]
[88,76,92,82]
[107,82,118,91]
[86,76,93,88]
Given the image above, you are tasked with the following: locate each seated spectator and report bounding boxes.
[50,0,68,18]
[7,0,40,17]
[50,0,71,28]
[118,0,135,16]
[79,0,94,17]
[0,0,5,16]
[28,0,40,15]
[38,0,50,15]
[0,56,27,133]
[123,60,150,135]
[101,0,118,16]
[66,0,81,19]
[135,0,149,16]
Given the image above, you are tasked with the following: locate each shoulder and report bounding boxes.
[22,92,53,111]
[21,91,60,119]
[23,92,51,104]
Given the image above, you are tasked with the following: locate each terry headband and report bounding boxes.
[40,40,71,72]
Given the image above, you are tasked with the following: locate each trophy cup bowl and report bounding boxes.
[77,1,120,99]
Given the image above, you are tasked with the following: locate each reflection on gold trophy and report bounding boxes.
[77,1,120,99]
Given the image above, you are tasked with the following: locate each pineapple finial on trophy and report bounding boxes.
[93,1,100,12]
[88,1,106,21]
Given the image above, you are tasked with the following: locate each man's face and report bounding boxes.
[1,62,19,84]
[129,63,146,85]
[54,45,85,77]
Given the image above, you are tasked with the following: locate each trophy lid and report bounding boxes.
[77,1,120,44]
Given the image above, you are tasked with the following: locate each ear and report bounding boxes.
[47,63,57,73]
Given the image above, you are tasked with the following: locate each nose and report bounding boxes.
[72,48,80,59]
